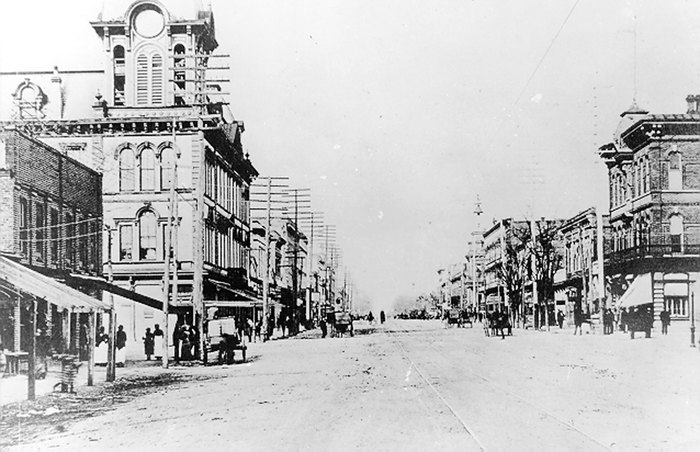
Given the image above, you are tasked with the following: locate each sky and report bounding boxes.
[2,0,700,311]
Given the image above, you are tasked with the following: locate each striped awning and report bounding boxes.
[0,256,110,311]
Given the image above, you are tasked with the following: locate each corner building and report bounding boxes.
[2,0,259,357]
[599,98,700,327]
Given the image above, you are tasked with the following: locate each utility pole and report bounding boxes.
[263,177,272,340]
[473,196,483,314]
[105,225,116,382]
[251,177,290,340]
[194,121,206,362]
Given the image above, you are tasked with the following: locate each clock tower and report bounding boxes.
[91,0,218,112]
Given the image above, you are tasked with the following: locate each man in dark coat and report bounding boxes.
[660,309,671,335]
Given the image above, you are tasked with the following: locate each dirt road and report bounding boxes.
[5,320,699,451]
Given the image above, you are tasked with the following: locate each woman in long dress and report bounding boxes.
[95,326,108,366]
[153,324,164,360]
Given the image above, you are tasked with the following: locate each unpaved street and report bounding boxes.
[6,320,700,452]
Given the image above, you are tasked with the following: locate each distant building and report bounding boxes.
[554,207,610,322]
[481,218,530,314]
[598,97,700,326]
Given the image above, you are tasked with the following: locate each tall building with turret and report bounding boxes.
[0,0,259,358]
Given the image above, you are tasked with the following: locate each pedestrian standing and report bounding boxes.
[254,318,262,342]
[320,319,328,338]
[116,325,127,367]
[557,310,565,329]
[380,311,386,324]
[573,307,583,336]
[246,317,254,342]
[173,322,182,362]
[153,324,164,360]
[180,325,192,360]
[143,327,155,360]
[660,309,671,335]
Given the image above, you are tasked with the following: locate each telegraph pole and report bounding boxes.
[263,177,272,340]
[105,225,116,382]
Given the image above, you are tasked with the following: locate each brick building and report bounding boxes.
[599,98,700,326]
[0,129,103,354]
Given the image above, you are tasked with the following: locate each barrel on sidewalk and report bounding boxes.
[55,354,81,393]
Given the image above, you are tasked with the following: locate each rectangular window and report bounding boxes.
[79,220,88,268]
[66,214,75,267]
[666,296,688,318]
[120,224,133,261]
[35,204,45,262]
[50,209,59,264]
[19,198,28,257]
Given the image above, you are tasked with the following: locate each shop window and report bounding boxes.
[665,296,688,318]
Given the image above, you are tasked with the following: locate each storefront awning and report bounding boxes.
[204,300,263,308]
[617,273,652,308]
[0,256,110,311]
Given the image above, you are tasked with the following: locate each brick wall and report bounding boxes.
[0,172,13,253]
[0,130,102,274]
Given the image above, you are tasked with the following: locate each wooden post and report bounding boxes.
[87,310,95,386]
[13,295,21,352]
[28,296,36,401]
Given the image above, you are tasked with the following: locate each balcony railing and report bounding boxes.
[608,244,700,263]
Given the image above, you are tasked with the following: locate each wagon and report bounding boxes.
[446,308,461,327]
[333,311,354,337]
[204,317,247,364]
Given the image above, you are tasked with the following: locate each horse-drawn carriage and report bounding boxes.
[332,311,354,337]
[204,317,247,364]
[446,308,461,327]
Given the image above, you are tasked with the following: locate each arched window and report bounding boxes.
[139,210,157,260]
[135,49,164,106]
[113,45,126,106]
[136,53,149,105]
[140,147,155,191]
[151,53,164,104]
[174,44,186,105]
[669,152,682,190]
[119,148,135,191]
[670,214,683,253]
[160,147,175,190]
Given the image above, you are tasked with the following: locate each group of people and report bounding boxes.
[94,324,128,367]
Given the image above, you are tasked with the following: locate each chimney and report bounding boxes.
[46,66,64,119]
[686,94,698,114]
